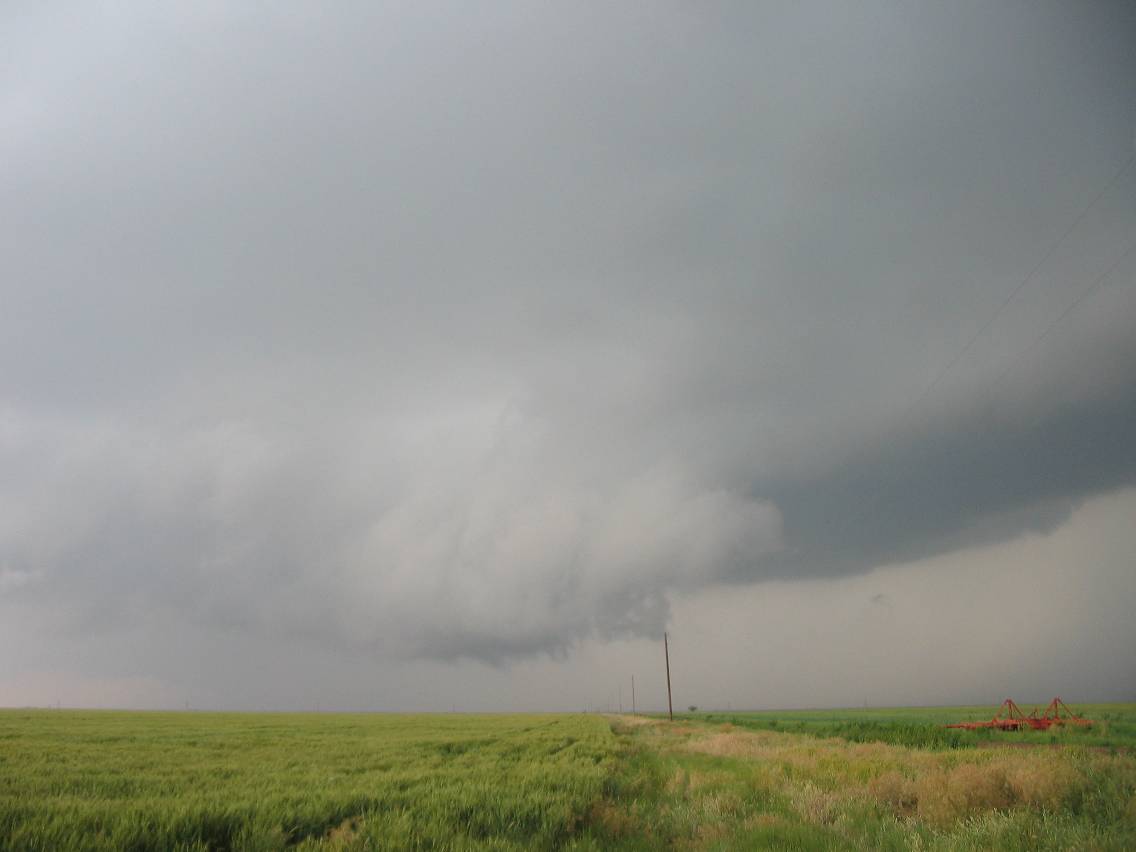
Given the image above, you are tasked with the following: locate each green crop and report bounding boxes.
[2,706,1133,850]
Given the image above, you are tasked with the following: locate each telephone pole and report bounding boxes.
[631,675,636,715]
[664,632,673,721]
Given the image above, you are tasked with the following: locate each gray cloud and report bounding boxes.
[1,0,1135,696]
[758,350,1136,580]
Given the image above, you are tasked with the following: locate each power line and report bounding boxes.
[898,153,1135,424]
[988,234,1136,393]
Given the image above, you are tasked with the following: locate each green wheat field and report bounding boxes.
[1,704,1134,850]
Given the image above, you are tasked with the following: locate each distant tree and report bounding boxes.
[688,705,698,713]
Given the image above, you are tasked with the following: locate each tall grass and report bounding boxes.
[0,710,615,850]
[2,707,1133,850]
[588,716,1136,850]
[686,702,1136,751]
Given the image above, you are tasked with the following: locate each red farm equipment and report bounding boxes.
[946,698,1031,731]
[945,697,1094,731]
[1029,697,1094,730]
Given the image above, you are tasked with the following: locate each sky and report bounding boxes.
[2,1,1135,712]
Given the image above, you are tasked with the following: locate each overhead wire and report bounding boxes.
[987,234,1136,394]
[860,153,1135,526]
[896,152,1136,425]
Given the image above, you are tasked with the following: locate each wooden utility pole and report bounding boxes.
[619,684,622,714]
[631,675,636,715]
[664,632,674,721]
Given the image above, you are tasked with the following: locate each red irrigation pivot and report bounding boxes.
[945,697,1094,731]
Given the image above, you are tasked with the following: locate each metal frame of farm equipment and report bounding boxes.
[945,697,1093,731]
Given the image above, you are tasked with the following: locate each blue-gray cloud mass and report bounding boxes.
[1,1,1134,709]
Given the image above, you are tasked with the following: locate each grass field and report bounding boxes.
[679,702,1136,752]
[1,706,1134,850]
[0,711,614,850]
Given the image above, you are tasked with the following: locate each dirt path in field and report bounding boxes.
[605,714,661,728]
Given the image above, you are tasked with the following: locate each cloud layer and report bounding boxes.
[2,2,1134,688]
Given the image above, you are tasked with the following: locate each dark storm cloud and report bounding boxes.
[1,0,1135,674]
[758,367,1136,580]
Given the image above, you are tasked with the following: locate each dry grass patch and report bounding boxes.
[608,714,660,728]
[680,721,1121,829]
[743,813,787,830]
[914,763,1014,825]
[868,770,917,815]
[686,729,785,760]
[698,791,745,819]
[589,800,638,838]
[665,767,691,797]
[687,769,732,790]
[786,781,844,825]
[323,817,361,848]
